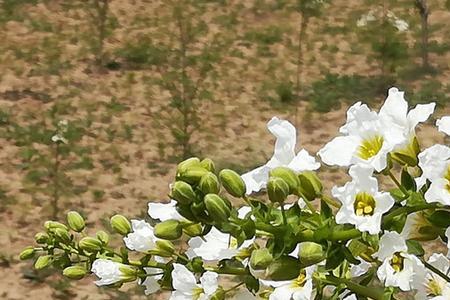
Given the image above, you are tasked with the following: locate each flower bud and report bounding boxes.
[19,247,35,260]
[155,240,175,256]
[178,167,209,185]
[177,157,201,175]
[96,230,109,245]
[118,265,138,283]
[54,228,71,243]
[79,237,103,252]
[199,172,220,194]
[63,265,87,280]
[34,255,52,270]
[219,169,246,198]
[154,220,182,240]
[35,232,49,244]
[210,287,225,300]
[200,158,215,173]
[67,211,85,232]
[267,177,289,203]
[110,214,131,235]
[297,171,323,201]
[250,248,273,270]
[204,194,231,223]
[298,242,325,267]
[181,221,203,237]
[44,221,68,232]
[270,167,299,194]
[266,256,301,281]
[170,181,197,205]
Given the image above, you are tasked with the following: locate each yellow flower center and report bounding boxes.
[354,192,376,216]
[444,165,450,193]
[390,252,404,273]
[427,276,443,296]
[358,135,384,160]
[290,271,307,288]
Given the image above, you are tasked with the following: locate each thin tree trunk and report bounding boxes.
[294,13,308,130]
[52,143,60,219]
[415,0,430,69]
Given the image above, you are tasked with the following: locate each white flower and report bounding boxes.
[416,144,450,205]
[376,231,425,291]
[91,259,134,286]
[318,99,405,172]
[148,200,183,221]
[401,212,435,241]
[437,116,450,136]
[393,18,409,32]
[446,227,450,256]
[51,134,68,144]
[350,260,372,277]
[186,227,253,261]
[170,263,218,300]
[267,266,315,300]
[123,220,158,253]
[140,267,163,295]
[332,164,394,234]
[242,117,319,194]
[416,253,450,299]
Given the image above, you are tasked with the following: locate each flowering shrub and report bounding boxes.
[20,87,450,299]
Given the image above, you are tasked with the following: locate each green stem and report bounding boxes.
[224,281,245,293]
[422,259,450,283]
[328,228,361,242]
[383,203,438,225]
[324,276,384,300]
[255,222,284,235]
[243,195,265,220]
[206,266,248,276]
[280,204,288,226]
[387,170,409,197]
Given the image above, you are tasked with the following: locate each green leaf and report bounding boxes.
[325,244,346,270]
[427,210,450,228]
[243,274,259,293]
[401,167,416,191]
[320,199,332,220]
[347,239,369,258]
[406,192,426,207]
[406,240,425,256]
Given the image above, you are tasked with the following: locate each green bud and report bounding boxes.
[204,194,231,223]
[297,171,323,201]
[19,247,35,260]
[267,177,289,203]
[178,167,209,185]
[54,228,71,243]
[177,157,201,175]
[250,248,273,270]
[118,265,138,283]
[181,221,203,237]
[44,221,68,232]
[170,181,197,205]
[270,167,299,194]
[63,265,87,280]
[34,255,52,270]
[155,240,175,256]
[154,220,182,240]
[219,169,246,198]
[110,214,131,235]
[200,158,215,173]
[67,211,85,232]
[298,242,325,267]
[35,232,49,244]
[210,287,225,300]
[96,230,109,245]
[79,237,103,252]
[199,172,220,194]
[266,256,302,281]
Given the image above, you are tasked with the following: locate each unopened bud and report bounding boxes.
[267,177,289,203]
[171,181,197,205]
[178,167,209,185]
[79,237,103,252]
[44,221,68,232]
[110,214,131,235]
[155,240,175,256]
[67,211,85,232]
[54,228,71,243]
[266,256,302,281]
[35,232,49,244]
[35,255,52,270]
[181,222,203,237]
[200,158,215,173]
[250,248,273,270]
[204,194,231,223]
[96,230,109,245]
[154,220,182,240]
[63,265,87,280]
[199,172,220,194]
[298,242,325,267]
[118,265,138,283]
[297,171,323,201]
[270,167,299,194]
[219,169,246,198]
[19,247,35,260]
[210,287,225,300]
[177,157,201,175]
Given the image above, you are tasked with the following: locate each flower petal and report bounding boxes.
[437,116,450,136]
[318,136,359,167]
[288,149,320,172]
[172,264,197,293]
[407,103,435,131]
[266,117,296,167]
[241,165,270,194]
